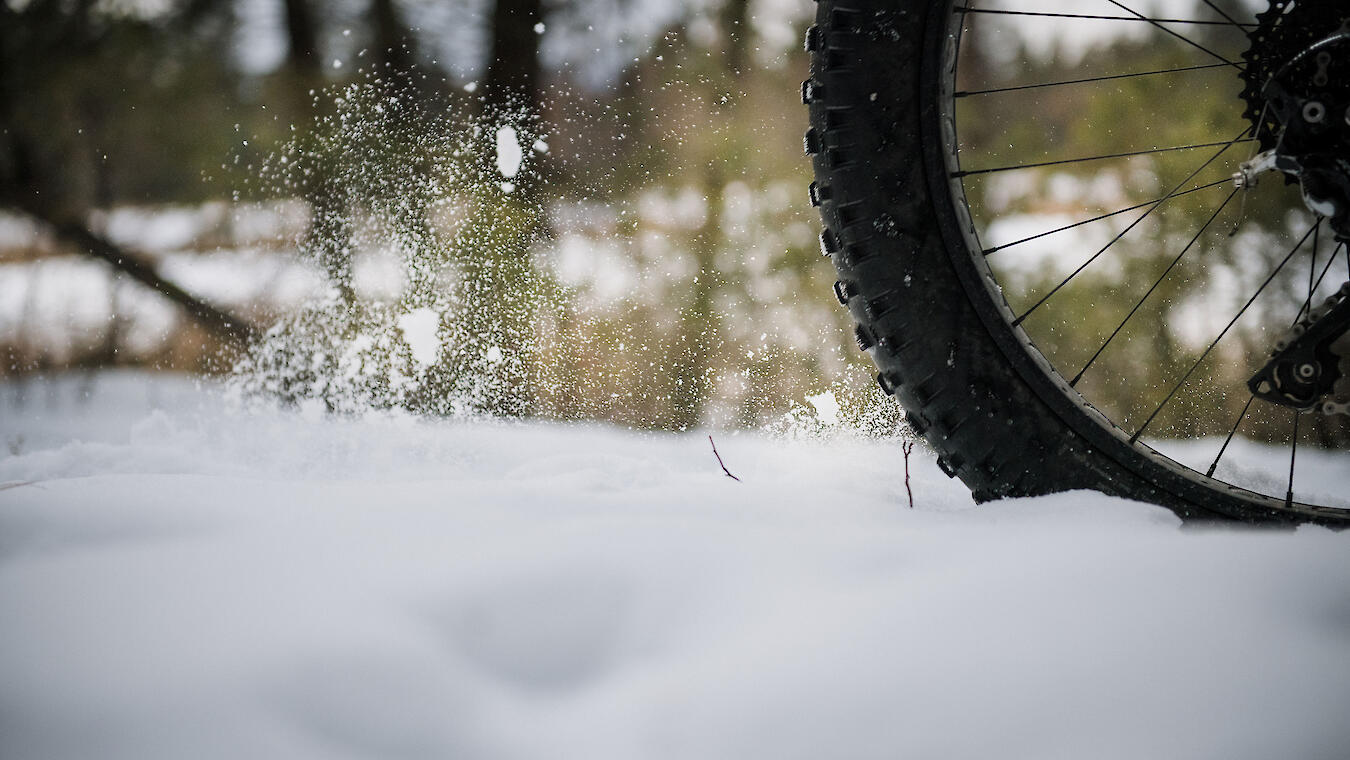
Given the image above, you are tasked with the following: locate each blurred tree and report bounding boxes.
[485,0,544,115]
[371,0,418,86]
[0,0,256,346]
[667,0,751,429]
[283,0,321,76]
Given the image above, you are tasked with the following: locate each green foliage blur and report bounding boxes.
[2,0,890,433]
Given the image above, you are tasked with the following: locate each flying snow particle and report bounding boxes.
[495,125,523,179]
[532,139,549,154]
[806,391,841,426]
[464,81,478,93]
[485,346,504,365]
[398,308,442,368]
[533,22,546,34]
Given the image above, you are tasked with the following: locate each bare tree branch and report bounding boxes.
[13,205,257,346]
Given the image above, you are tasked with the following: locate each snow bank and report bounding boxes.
[1,373,1348,760]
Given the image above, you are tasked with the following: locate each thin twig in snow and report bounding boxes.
[902,441,915,509]
[708,436,741,482]
[0,480,43,493]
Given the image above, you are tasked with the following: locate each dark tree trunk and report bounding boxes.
[283,0,320,75]
[0,9,34,206]
[484,0,542,114]
[370,0,415,77]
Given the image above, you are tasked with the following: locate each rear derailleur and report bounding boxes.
[1249,283,1350,416]
[1238,18,1350,414]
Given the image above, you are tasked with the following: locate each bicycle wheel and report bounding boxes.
[804,0,1350,525]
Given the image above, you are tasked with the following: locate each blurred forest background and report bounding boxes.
[2,0,865,431]
[0,0,1344,443]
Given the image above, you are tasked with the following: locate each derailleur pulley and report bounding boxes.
[1249,283,1350,414]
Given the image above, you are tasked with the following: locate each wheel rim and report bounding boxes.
[931,0,1350,518]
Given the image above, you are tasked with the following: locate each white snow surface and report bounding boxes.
[2,372,1348,760]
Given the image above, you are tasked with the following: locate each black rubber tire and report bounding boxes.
[804,0,1350,526]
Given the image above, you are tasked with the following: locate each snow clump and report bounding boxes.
[496,125,524,179]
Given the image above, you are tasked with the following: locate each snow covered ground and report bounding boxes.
[1,372,1348,760]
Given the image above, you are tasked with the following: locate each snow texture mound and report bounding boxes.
[1,373,1348,760]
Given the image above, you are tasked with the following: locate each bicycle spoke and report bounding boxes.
[1104,0,1245,70]
[935,0,1349,513]
[954,7,1255,27]
[1200,0,1253,32]
[1285,412,1299,508]
[1010,128,1251,325]
[953,138,1254,178]
[1070,187,1241,387]
[1305,222,1320,315]
[955,63,1233,98]
[1298,241,1344,321]
[1281,218,1326,506]
[1206,395,1256,477]
[1208,239,1342,478]
[985,179,1230,256]
[1130,220,1319,444]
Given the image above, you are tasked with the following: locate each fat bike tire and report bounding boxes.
[803,0,1350,526]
